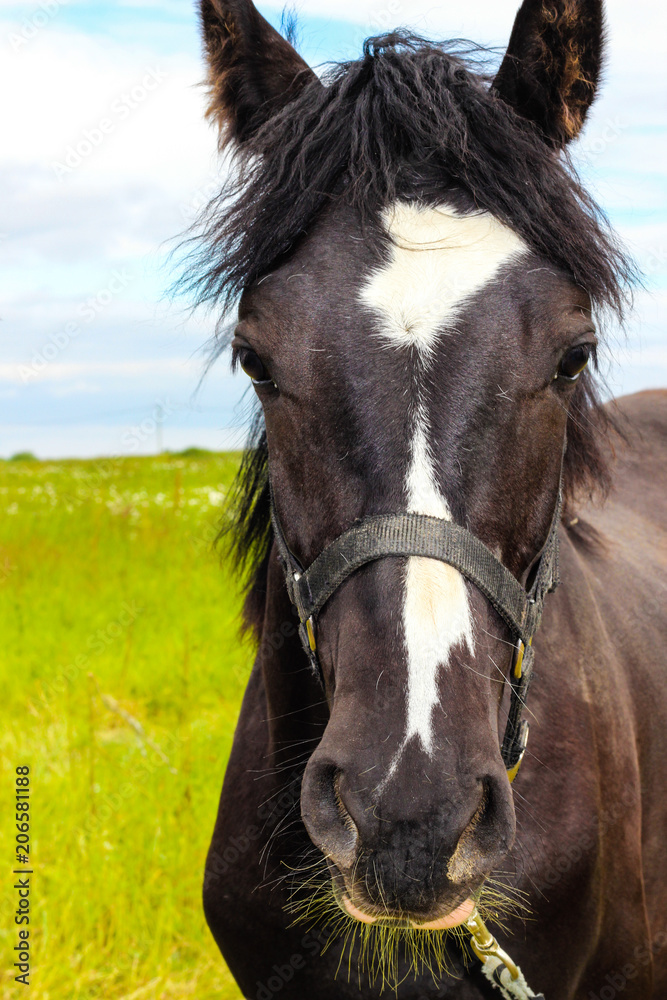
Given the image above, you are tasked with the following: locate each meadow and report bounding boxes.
[0,452,250,999]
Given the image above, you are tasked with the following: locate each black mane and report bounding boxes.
[184,32,633,313]
[183,32,635,629]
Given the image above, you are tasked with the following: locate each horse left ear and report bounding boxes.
[199,0,319,145]
[493,0,604,147]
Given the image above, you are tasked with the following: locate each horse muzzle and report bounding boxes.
[300,744,516,925]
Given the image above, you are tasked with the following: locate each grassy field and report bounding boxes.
[0,452,250,999]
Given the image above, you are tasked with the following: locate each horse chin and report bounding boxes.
[328,862,476,930]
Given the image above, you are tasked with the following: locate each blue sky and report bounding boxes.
[1,0,665,457]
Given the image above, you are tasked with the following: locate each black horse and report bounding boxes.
[191,1,667,996]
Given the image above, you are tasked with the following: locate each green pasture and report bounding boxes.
[0,452,249,999]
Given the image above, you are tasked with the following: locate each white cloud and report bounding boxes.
[0,24,217,182]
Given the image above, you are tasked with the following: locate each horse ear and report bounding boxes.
[493,0,604,147]
[199,0,319,144]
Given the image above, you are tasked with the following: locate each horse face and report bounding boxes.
[234,197,595,920]
[200,0,606,929]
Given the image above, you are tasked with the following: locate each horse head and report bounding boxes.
[197,0,626,937]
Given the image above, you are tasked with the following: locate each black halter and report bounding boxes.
[270,476,562,782]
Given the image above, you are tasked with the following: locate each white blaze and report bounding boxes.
[360,201,527,754]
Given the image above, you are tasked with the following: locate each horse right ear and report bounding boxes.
[493,0,604,147]
[199,0,319,145]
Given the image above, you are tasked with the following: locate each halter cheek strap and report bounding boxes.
[270,484,562,782]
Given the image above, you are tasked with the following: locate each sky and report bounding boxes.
[1,0,665,458]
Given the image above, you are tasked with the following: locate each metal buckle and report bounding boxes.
[305,616,317,652]
[297,617,317,655]
[512,637,532,680]
[465,909,520,980]
[506,720,529,784]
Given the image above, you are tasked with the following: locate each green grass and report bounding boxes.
[0,453,250,999]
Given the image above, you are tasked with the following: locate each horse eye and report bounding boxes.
[238,347,272,385]
[556,344,592,382]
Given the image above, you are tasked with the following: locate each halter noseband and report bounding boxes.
[270,475,562,784]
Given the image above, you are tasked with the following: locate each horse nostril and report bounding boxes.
[333,771,358,838]
[301,759,358,871]
[447,777,512,883]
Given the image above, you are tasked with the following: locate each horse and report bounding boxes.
[190,1,667,996]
